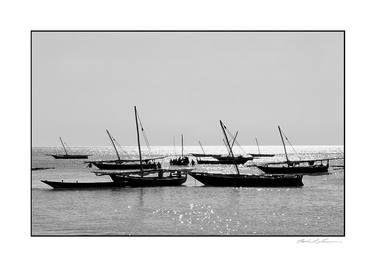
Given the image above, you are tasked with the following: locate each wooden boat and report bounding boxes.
[189,121,304,187]
[190,172,303,187]
[257,159,329,174]
[248,138,275,158]
[192,139,252,165]
[49,137,90,159]
[95,169,189,187]
[85,129,160,170]
[41,180,127,189]
[96,106,188,187]
[170,134,190,166]
[256,126,330,174]
[88,159,159,170]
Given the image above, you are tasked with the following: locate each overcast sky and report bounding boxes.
[32,32,343,146]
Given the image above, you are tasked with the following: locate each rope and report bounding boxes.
[223,125,247,154]
[112,137,131,158]
[63,140,72,153]
[281,131,301,160]
[137,112,152,156]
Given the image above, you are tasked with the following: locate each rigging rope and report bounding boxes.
[223,125,247,155]
[112,136,131,158]
[63,140,72,153]
[136,112,152,156]
[281,130,301,160]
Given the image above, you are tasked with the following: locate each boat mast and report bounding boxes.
[278,126,289,162]
[59,137,68,155]
[106,129,121,161]
[198,141,205,155]
[223,139,231,155]
[134,106,143,173]
[181,134,184,157]
[255,137,260,155]
[230,131,238,149]
[220,120,240,175]
[173,136,176,156]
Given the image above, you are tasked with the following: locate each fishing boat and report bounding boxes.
[49,137,91,159]
[192,137,252,165]
[85,129,161,170]
[170,134,190,166]
[96,106,188,187]
[189,121,304,187]
[248,138,275,158]
[41,180,128,189]
[255,126,330,174]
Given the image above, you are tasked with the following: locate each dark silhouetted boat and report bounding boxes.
[85,129,161,170]
[49,137,91,159]
[96,106,188,187]
[41,180,128,189]
[256,126,330,174]
[170,134,190,166]
[192,139,252,165]
[190,121,304,187]
[248,138,275,158]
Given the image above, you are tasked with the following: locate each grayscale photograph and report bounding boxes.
[31,31,344,236]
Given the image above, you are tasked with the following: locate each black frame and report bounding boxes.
[31,30,345,237]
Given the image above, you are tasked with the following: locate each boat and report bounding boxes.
[49,137,91,159]
[95,169,189,186]
[190,121,304,187]
[85,129,160,170]
[96,106,188,187]
[255,126,330,174]
[248,138,275,158]
[189,172,303,187]
[192,138,252,165]
[170,134,190,166]
[41,180,128,189]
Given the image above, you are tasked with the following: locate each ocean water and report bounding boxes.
[32,145,344,235]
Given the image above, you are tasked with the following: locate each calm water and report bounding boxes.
[32,145,344,235]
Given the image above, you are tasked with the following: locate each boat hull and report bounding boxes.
[124,176,187,187]
[92,162,157,170]
[257,165,328,174]
[41,180,127,189]
[197,158,251,165]
[190,172,303,187]
[51,154,89,159]
[249,153,275,158]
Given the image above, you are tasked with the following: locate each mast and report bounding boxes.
[255,137,260,154]
[106,129,121,161]
[278,125,289,162]
[223,139,231,155]
[198,141,205,155]
[59,137,68,155]
[220,120,240,175]
[134,106,143,173]
[173,136,176,156]
[181,134,184,157]
[230,131,238,149]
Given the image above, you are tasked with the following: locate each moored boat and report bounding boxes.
[189,120,304,187]
[190,172,303,187]
[255,126,332,174]
[41,180,128,189]
[95,106,188,187]
[49,137,91,159]
[85,129,161,170]
[169,134,190,166]
[248,138,275,158]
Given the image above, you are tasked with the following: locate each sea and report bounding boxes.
[32,145,344,236]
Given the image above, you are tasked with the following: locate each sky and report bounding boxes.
[32,32,344,146]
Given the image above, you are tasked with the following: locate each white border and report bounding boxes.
[1,0,374,265]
